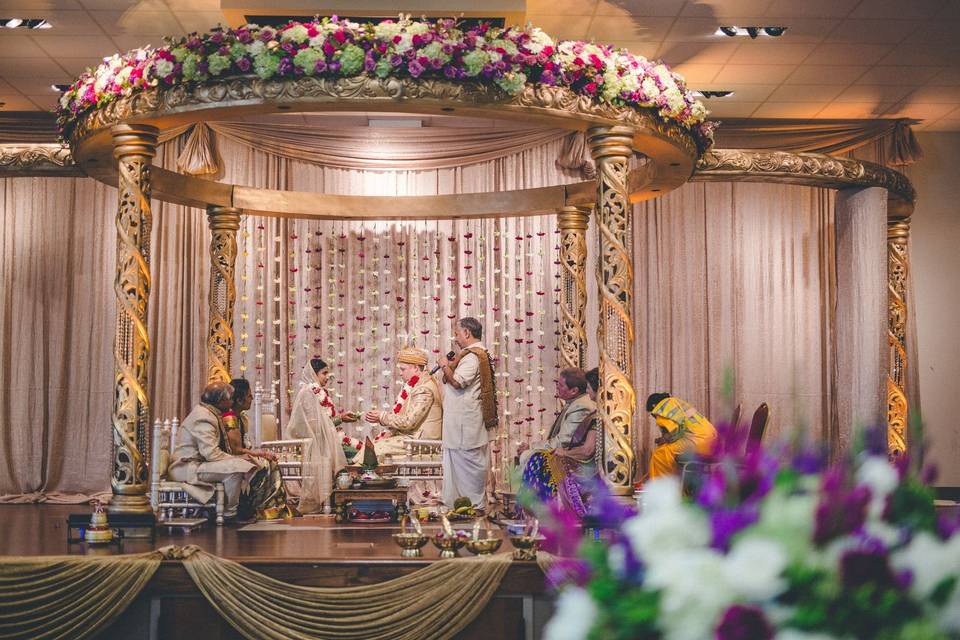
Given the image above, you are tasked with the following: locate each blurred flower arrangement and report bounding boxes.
[55,15,714,148]
[538,425,960,640]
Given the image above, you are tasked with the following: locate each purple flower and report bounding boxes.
[328,60,340,74]
[813,467,871,546]
[277,57,294,76]
[258,29,274,43]
[545,557,591,589]
[235,57,251,73]
[863,424,888,456]
[407,59,425,77]
[710,506,759,550]
[540,69,556,85]
[389,54,403,67]
[443,65,458,79]
[237,30,252,44]
[364,55,376,72]
[281,41,296,54]
[430,58,444,70]
[716,605,774,640]
[210,31,224,44]
[840,545,896,590]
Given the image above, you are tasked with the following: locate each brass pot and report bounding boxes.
[465,537,503,556]
[392,532,429,557]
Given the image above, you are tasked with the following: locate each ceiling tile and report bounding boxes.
[726,42,817,64]
[163,0,221,9]
[8,76,74,95]
[934,2,960,19]
[0,0,82,8]
[702,100,761,117]
[848,0,948,20]
[670,63,724,83]
[697,83,778,101]
[77,0,167,9]
[925,118,960,130]
[156,11,228,34]
[25,94,59,110]
[712,63,795,83]
[0,57,69,77]
[765,0,861,18]
[903,20,960,44]
[23,10,103,35]
[816,101,894,117]
[900,86,960,103]
[664,18,732,41]
[854,65,943,85]
[0,79,17,93]
[928,67,960,85]
[681,0,775,18]
[804,43,895,65]
[594,0,687,18]
[89,10,184,36]
[0,36,49,58]
[752,102,826,117]
[884,102,958,119]
[605,41,660,58]
[528,0,598,15]
[525,14,592,40]
[751,18,838,43]
[110,35,169,52]
[57,58,99,76]
[0,95,42,110]
[833,84,914,102]
[655,42,740,64]
[587,16,675,41]
[32,35,120,58]
[877,42,960,66]
[783,64,868,84]
[767,84,845,101]
[823,19,921,44]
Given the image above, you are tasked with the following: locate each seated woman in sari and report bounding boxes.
[646,392,717,479]
[521,368,599,518]
[223,378,299,520]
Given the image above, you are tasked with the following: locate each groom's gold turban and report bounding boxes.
[397,346,428,366]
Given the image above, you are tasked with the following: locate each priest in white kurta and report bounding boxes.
[437,317,493,510]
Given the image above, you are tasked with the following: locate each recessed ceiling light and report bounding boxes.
[716,25,786,38]
[1,18,52,29]
[51,84,71,92]
[696,90,735,98]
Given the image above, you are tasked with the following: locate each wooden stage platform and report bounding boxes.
[1,504,553,640]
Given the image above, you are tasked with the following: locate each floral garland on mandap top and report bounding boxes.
[54,15,714,149]
[534,424,960,640]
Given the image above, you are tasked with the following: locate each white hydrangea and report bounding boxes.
[891,532,960,600]
[647,547,732,640]
[856,456,899,520]
[776,631,841,640]
[247,40,265,56]
[751,488,817,562]
[543,587,596,640]
[374,21,403,40]
[524,27,554,54]
[724,536,788,600]
[406,21,430,36]
[394,33,414,54]
[153,58,174,79]
[640,77,660,104]
[624,477,710,562]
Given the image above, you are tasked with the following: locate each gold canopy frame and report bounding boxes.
[20,72,914,510]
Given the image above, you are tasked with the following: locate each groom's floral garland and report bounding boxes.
[55,15,715,149]
[311,382,386,449]
[392,374,420,414]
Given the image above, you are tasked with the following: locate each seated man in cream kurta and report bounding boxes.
[517,368,596,471]
[362,346,443,504]
[167,381,257,521]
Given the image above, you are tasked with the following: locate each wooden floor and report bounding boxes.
[1,504,552,639]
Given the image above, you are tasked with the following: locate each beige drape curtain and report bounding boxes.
[0,135,897,496]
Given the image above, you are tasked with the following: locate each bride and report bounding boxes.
[286,357,357,513]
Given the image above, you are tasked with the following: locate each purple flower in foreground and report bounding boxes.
[546,557,591,589]
[276,57,294,76]
[813,467,871,546]
[840,544,896,590]
[710,506,759,550]
[407,59,425,77]
[716,605,774,640]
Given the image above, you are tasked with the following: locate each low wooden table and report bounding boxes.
[331,486,409,524]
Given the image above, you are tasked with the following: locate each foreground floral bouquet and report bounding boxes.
[55,15,713,148]
[541,428,960,640]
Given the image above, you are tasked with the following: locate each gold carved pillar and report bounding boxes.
[887,218,910,457]
[557,205,590,370]
[109,124,158,514]
[587,126,637,495]
[206,205,242,384]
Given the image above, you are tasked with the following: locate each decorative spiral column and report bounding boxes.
[557,205,590,370]
[206,205,242,384]
[587,125,637,495]
[109,124,158,514]
[887,218,910,457]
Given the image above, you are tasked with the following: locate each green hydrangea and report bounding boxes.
[495,71,526,94]
[253,50,281,79]
[338,44,364,76]
[420,41,449,63]
[206,53,231,76]
[229,42,247,60]
[374,56,393,79]
[293,48,323,75]
[181,54,206,81]
[171,46,190,62]
[462,49,487,77]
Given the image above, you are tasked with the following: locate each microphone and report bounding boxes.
[430,351,457,375]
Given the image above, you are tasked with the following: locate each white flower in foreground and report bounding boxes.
[647,548,731,640]
[724,536,788,600]
[856,455,899,519]
[624,478,710,561]
[937,579,960,633]
[891,531,960,599]
[776,630,841,640]
[543,587,596,640]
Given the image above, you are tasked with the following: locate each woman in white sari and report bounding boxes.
[287,358,350,513]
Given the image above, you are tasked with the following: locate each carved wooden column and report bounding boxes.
[887,217,910,457]
[557,205,590,370]
[206,205,242,384]
[587,125,637,495]
[109,124,158,514]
